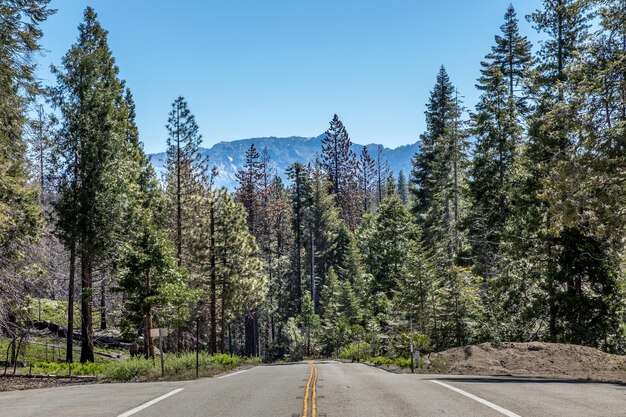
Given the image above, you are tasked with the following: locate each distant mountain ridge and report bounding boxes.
[149,134,420,190]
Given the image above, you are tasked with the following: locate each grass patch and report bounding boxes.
[4,352,257,381]
[104,353,258,381]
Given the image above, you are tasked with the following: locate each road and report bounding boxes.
[0,361,624,417]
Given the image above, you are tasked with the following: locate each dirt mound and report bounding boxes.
[432,342,626,383]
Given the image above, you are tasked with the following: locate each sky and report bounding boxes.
[36,0,545,154]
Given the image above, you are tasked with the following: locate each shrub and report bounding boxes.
[338,342,371,361]
[104,358,156,381]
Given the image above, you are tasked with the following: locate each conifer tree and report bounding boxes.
[375,145,391,206]
[396,170,408,205]
[358,146,376,213]
[321,115,360,228]
[0,0,51,337]
[468,5,533,280]
[286,162,311,314]
[235,143,263,234]
[165,96,206,268]
[116,89,190,358]
[51,7,128,362]
[508,0,593,343]
[360,195,419,298]
[527,0,626,349]
[410,67,469,269]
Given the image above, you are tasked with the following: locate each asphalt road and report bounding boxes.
[0,361,624,417]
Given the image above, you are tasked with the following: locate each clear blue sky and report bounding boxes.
[37,0,544,154]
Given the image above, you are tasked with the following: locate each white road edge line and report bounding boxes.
[218,369,249,379]
[431,380,521,417]
[117,388,184,417]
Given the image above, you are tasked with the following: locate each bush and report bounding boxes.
[33,361,108,376]
[338,342,371,361]
[104,358,156,381]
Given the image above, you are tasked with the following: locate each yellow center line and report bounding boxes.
[311,363,318,417]
[302,362,314,417]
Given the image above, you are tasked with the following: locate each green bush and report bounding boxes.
[338,342,371,361]
[104,358,156,381]
[33,361,108,376]
[369,356,393,366]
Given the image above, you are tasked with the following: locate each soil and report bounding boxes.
[425,342,626,383]
[0,375,98,392]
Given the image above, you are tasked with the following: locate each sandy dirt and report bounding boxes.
[427,342,626,383]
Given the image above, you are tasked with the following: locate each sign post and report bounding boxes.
[150,328,168,377]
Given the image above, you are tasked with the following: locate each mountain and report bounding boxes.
[149,134,420,190]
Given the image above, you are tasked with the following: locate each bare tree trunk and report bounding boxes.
[210,201,217,354]
[144,269,154,359]
[100,278,107,330]
[80,248,94,363]
[66,243,75,363]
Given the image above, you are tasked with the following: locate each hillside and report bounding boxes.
[149,135,420,190]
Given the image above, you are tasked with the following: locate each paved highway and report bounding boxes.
[0,361,624,416]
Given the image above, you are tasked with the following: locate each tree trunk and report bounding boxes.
[209,202,217,354]
[80,248,94,363]
[100,278,107,330]
[66,242,75,363]
[144,269,154,359]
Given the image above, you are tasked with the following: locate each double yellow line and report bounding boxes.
[301,362,318,417]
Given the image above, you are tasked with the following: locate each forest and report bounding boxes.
[1,0,625,368]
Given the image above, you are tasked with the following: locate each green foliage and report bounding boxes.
[338,341,372,361]
[33,361,107,376]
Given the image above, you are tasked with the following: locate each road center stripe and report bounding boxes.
[117,388,184,417]
[311,363,318,417]
[302,363,315,417]
[431,380,521,417]
[218,369,249,379]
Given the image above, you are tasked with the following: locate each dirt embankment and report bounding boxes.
[431,342,626,383]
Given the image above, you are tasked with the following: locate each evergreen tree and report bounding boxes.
[528,0,626,349]
[286,162,311,314]
[506,0,594,343]
[235,143,263,234]
[396,170,408,205]
[358,146,376,213]
[360,195,419,298]
[50,7,128,362]
[375,145,391,206]
[321,115,360,228]
[0,0,51,339]
[468,5,533,281]
[164,96,206,267]
[115,89,192,358]
[410,67,469,270]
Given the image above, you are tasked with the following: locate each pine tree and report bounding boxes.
[286,163,311,314]
[360,195,419,298]
[165,96,206,268]
[50,7,128,362]
[410,67,469,269]
[396,170,408,205]
[468,5,533,281]
[0,0,51,339]
[116,89,188,358]
[527,0,626,349]
[320,115,360,228]
[375,145,391,206]
[509,0,594,343]
[235,143,263,234]
[358,146,376,213]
